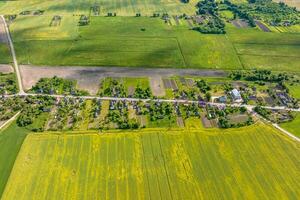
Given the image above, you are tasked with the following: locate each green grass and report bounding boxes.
[219,10,235,20]
[226,25,300,71]
[11,17,242,69]
[4,3,300,71]
[123,77,150,90]
[280,113,300,138]
[2,122,300,199]
[0,0,198,16]
[0,122,29,197]
[0,44,11,64]
[26,112,49,131]
[240,55,300,71]
[288,83,300,99]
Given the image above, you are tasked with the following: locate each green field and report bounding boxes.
[0,0,198,16]
[0,122,29,197]
[280,113,300,138]
[2,123,300,199]
[288,83,300,99]
[7,15,300,71]
[11,17,242,69]
[2,1,300,70]
[0,44,11,64]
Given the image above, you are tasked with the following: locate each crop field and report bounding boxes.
[288,83,300,99]
[0,122,29,197]
[11,17,242,69]
[0,0,198,16]
[0,44,11,64]
[226,25,300,72]
[2,123,300,200]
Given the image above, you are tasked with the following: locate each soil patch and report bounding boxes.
[176,117,184,127]
[255,21,271,32]
[231,19,249,28]
[20,65,226,95]
[0,64,13,73]
[150,77,165,97]
[0,17,9,44]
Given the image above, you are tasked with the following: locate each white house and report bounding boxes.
[230,89,243,103]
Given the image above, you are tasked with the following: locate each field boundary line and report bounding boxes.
[225,34,244,70]
[140,137,153,200]
[236,53,300,58]
[148,135,163,200]
[0,111,20,131]
[233,42,300,46]
[175,37,187,68]
[156,133,174,200]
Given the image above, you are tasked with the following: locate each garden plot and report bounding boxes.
[137,115,147,127]
[228,114,249,124]
[163,78,178,90]
[178,77,194,87]
[150,77,165,97]
[231,19,249,28]
[176,117,184,127]
[255,21,271,32]
[200,113,218,128]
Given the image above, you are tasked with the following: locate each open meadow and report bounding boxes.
[2,123,300,200]
[4,15,299,71]
[10,16,242,69]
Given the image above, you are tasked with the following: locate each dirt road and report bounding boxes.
[0,16,8,44]
[20,65,227,94]
[1,15,25,94]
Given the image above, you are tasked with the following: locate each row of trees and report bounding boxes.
[31,76,88,96]
[229,70,293,83]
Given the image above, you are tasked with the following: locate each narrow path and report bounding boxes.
[0,112,20,130]
[5,92,300,113]
[0,15,25,95]
[253,112,300,143]
[272,123,300,143]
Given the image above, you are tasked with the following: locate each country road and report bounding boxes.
[0,111,20,130]
[5,92,300,113]
[0,15,25,95]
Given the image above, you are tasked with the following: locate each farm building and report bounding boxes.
[230,89,243,103]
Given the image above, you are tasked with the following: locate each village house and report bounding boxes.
[230,89,243,103]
